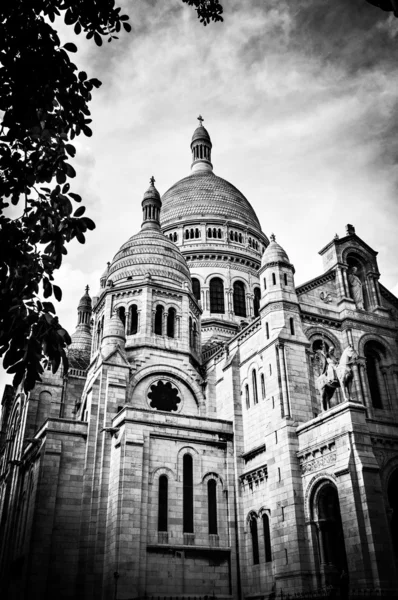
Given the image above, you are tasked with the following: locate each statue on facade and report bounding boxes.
[316,345,358,410]
[348,267,364,310]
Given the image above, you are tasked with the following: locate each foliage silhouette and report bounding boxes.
[0,1,223,392]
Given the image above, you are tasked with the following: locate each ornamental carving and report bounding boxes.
[148,380,181,412]
[240,465,268,491]
[300,452,336,475]
[319,291,332,304]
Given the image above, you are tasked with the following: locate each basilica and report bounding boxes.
[1,119,398,599]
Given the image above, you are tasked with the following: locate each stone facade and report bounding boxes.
[1,123,398,599]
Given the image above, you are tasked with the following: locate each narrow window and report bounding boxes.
[289,317,295,335]
[239,233,242,243]
[264,277,267,290]
[158,475,168,532]
[249,237,252,247]
[189,316,193,347]
[210,278,225,314]
[272,273,276,285]
[185,229,189,239]
[195,228,199,238]
[266,322,269,339]
[233,281,246,317]
[261,374,265,399]
[284,273,288,286]
[183,454,194,533]
[174,232,177,242]
[253,287,261,318]
[213,227,217,238]
[269,364,272,376]
[263,514,272,562]
[193,321,198,351]
[208,228,212,238]
[167,308,176,338]
[245,384,250,409]
[230,231,234,240]
[192,278,201,301]
[190,228,194,239]
[97,321,101,348]
[250,516,260,565]
[208,480,218,534]
[118,306,126,328]
[154,305,163,335]
[234,232,238,242]
[218,228,222,239]
[252,370,258,405]
[129,304,138,335]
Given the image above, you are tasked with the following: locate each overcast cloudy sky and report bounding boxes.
[2,0,398,392]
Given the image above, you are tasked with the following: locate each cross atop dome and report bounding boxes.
[85,285,89,294]
[197,115,204,126]
[150,175,155,186]
[270,233,276,242]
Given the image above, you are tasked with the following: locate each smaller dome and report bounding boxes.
[143,178,161,202]
[191,125,212,145]
[261,234,290,266]
[77,286,92,311]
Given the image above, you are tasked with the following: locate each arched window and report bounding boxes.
[185,229,189,240]
[195,228,200,238]
[193,321,198,352]
[252,370,258,405]
[96,321,101,349]
[208,480,218,534]
[263,277,267,290]
[212,227,217,238]
[190,228,194,239]
[234,232,238,242]
[263,514,272,562]
[289,317,295,335]
[364,341,386,409]
[239,233,242,243]
[250,515,260,565]
[313,483,347,571]
[158,475,168,532]
[183,454,194,533]
[173,232,177,242]
[208,228,212,238]
[118,306,126,328]
[245,384,250,409]
[129,304,138,335]
[192,278,201,301]
[253,287,261,318]
[272,273,276,285]
[210,278,225,314]
[233,281,246,317]
[154,305,164,335]
[167,308,176,338]
[230,231,234,240]
[261,373,265,399]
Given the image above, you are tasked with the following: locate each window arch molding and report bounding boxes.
[150,466,176,485]
[202,471,224,489]
[176,445,201,484]
[358,333,394,361]
[303,473,338,522]
[342,246,374,269]
[305,328,342,354]
[128,368,205,412]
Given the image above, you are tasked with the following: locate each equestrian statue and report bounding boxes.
[316,344,359,411]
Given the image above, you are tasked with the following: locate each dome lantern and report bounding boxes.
[141,176,162,231]
[190,115,213,173]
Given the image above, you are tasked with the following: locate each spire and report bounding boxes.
[77,286,92,328]
[141,176,162,231]
[190,115,213,173]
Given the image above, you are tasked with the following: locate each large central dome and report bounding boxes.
[160,170,262,232]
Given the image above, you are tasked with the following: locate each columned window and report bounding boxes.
[129,304,138,335]
[154,305,164,335]
[262,514,272,562]
[249,514,260,565]
[167,308,176,338]
[233,281,246,317]
[252,370,258,404]
[192,278,201,301]
[253,287,261,318]
[158,475,168,532]
[118,306,126,328]
[183,454,194,533]
[207,480,218,535]
[210,278,225,314]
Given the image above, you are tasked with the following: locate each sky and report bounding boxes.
[2,0,398,393]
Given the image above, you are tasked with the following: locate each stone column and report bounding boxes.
[342,268,350,299]
[382,369,393,411]
[277,343,291,418]
[336,267,347,298]
[246,293,253,318]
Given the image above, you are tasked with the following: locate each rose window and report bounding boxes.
[148,380,181,412]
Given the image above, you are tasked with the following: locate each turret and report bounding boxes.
[68,286,92,369]
[190,115,213,173]
[101,310,126,356]
[141,176,162,231]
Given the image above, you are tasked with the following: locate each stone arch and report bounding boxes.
[128,365,205,412]
[204,272,227,285]
[202,471,224,489]
[342,246,375,270]
[358,333,394,361]
[304,472,338,522]
[150,466,176,484]
[177,446,201,483]
[304,327,342,354]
